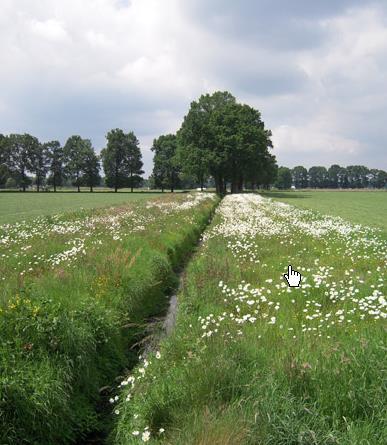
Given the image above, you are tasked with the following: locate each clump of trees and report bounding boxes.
[150,91,277,194]
[275,165,387,189]
[0,129,144,192]
[101,129,144,192]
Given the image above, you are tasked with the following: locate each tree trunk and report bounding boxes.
[90,184,93,192]
[238,174,243,193]
[22,169,26,192]
[115,163,118,193]
[214,173,222,195]
[53,177,57,192]
[37,178,40,193]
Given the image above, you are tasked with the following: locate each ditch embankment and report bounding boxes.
[0,194,219,445]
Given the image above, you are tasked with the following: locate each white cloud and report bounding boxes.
[29,18,69,42]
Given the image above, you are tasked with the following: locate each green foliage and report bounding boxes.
[289,165,387,189]
[151,134,180,192]
[8,134,38,191]
[81,140,101,191]
[292,165,308,188]
[0,194,218,444]
[275,166,292,189]
[46,141,65,191]
[63,136,93,192]
[101,129,144,192]
[177,91,276,194]
[4,177,17,189]
[308,166,328,188]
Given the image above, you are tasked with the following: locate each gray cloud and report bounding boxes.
[0,0,386,175]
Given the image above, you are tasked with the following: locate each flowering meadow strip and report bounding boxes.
[112,194,386,444]
[0,193,218,445]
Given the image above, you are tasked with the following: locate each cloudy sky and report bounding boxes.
[1,0,387,175]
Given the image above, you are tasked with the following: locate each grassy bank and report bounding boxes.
[112,194,386,444]
[0,193,219,444]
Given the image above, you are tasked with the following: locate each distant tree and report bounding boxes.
[64,135,87,192]
[368,169,387,189]
[275,167,292,189]
[5,177,17,189]
[0,135,13,187]
[82,141,101,192]
[308,166,328,188]
[346,165,369,188]
[101,129,143,192]
[327,164,341,188]
[8,134,38,191]
[46,141,64,192]
[292,166,308,188]
[0,134,8,166]
[30,142,50,192]
[151,134,180,192]
[126,132,144,192]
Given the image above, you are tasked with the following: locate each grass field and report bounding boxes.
[261,190,387,231]
[0,191,163,224]
[1,191,385,444]
[112,193,386,444]
[0,192,219,444]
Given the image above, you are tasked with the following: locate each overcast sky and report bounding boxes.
[1,0,387,175]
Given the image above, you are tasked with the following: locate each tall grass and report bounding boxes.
[0,193,219,444]
[112,194,386,444]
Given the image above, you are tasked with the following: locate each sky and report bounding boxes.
[1,0,387,176]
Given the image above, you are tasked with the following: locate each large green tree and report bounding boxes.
[82,141,101,192]
[8,134,38,191]
[308,166,328,188]
[30,142,50,192]
[346,165,369,188]
[178,91,235,194]
[101,129,143,192]
[101,129,128,192]
[63,135,88,192]
[151,134,180,192]
[126,132,144,192]
[0,135,13,187]
[178,91,276,194]
[275,166,292,189]
[292,166,308,189]
[46,141,65,192]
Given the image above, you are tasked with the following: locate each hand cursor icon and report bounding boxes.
[284,265,301,287]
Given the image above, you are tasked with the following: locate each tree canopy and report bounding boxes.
[177,91,276,193]
[101,129,143,192]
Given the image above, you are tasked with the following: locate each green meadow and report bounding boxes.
[261,190,387,231]
[0,191,161,225]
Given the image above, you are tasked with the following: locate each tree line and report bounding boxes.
[0,130,144,192]
[275,165,387,189]
[1,91,385,193]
